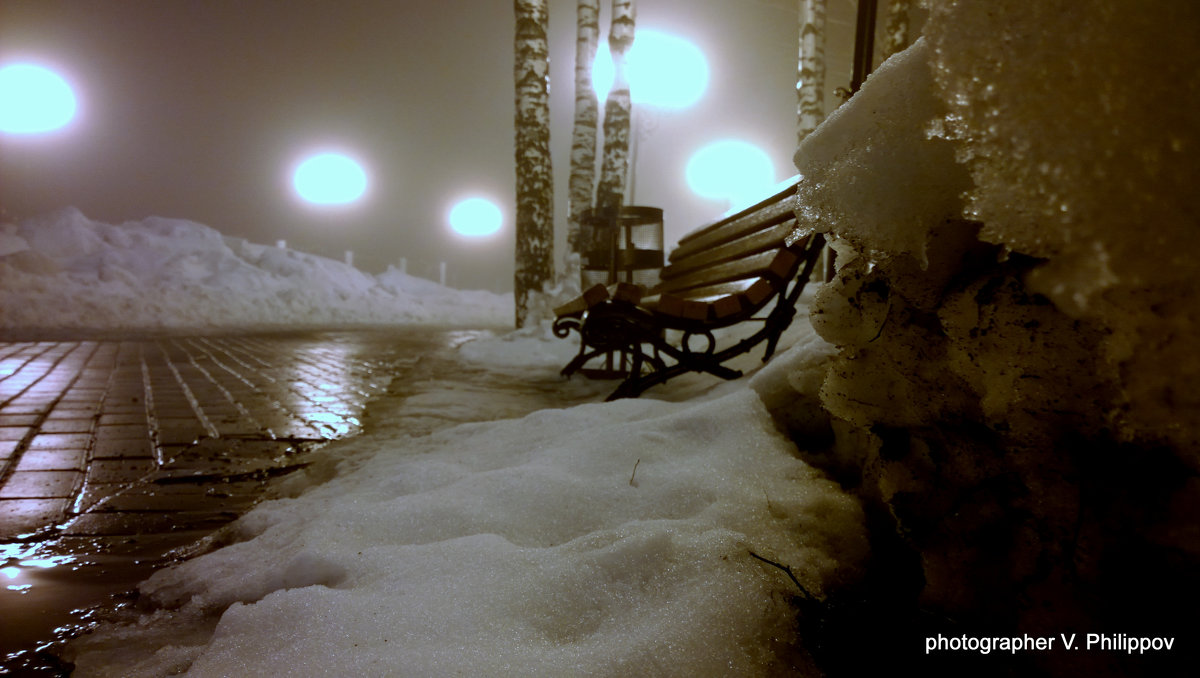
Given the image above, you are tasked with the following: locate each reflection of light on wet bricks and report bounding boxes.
[1,544,75,594]
[0,329,454,671]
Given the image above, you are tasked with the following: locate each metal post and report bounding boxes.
[814,0,880,281]
[850,0,878,95]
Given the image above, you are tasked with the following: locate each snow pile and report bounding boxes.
[923,0,1200,450]
[786,2,1198,675]
[795,38,995,431]
[456,320,583,370]
[795,1,1200,451]
[0,208,513,330]
[792,37,971,268]
[65,379,866,676]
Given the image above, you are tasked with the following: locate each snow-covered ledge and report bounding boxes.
[782,2,1198,676]
[791,37,971,269]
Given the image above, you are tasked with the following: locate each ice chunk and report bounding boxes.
[792,38,973,268]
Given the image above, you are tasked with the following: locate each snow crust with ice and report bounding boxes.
[786,2,1198,675]
[923,0,1200,450]
[795,0,1200,453]
[0,208,513,331]
[63,314,861,677]
[793,37,971,268]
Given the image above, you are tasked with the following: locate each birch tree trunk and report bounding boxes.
[513,0,555,327]
[566,0,600,288]
[797,0,826,144]
[594,0,635,217]
[881,0,913,61]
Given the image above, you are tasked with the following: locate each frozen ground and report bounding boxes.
[2,206,862,677]
[60,309,859,677]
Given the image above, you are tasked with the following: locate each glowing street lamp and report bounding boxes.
[593,29,708,108]
[0,63,78,134]
[448,197,503,238]
[686,139,776,211]
[593,29,709,205]
[291,152,369,206]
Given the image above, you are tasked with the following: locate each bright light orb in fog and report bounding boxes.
[0,63,78,134]
[449,198,503,238]
[292,153,368,205]
[686,140,775,208]
[593,30,708,107]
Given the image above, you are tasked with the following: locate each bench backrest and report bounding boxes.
[646,180,810,327]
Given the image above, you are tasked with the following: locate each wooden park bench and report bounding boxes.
[552,181,825,400]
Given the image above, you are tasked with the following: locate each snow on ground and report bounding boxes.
[1,167,864,677]
[0,207,513,331]
[39,264,860,676]
[63,318,863,677]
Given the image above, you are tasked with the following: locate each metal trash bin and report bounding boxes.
[577,206,664,379]
[581,206,664,289]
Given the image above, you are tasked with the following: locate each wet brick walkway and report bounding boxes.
[0,330,444,670]
[0,334,397,539]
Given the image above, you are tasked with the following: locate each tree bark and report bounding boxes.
[797,0,826,144]
[566,0,601,288]
[513,0,555,327]
[594,0,635,216]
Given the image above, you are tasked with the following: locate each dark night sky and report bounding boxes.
[0,0,862,291]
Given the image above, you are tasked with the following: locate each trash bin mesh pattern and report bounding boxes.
[580,206,664,290]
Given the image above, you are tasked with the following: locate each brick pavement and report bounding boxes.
[0,330,437,670]
[0,333,403,540]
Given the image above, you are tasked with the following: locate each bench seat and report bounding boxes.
[553,181,823,399]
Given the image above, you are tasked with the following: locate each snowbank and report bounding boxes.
[456,321,583,370]
[923,0,1200,451]
[794,3,1200,453]
[0,208,513,330]
[64,338,866,676]
[789,2,1198,676]
[793,38,971,268]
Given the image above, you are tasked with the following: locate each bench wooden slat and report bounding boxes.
[741,277,776,307]
[641,273,791,327]
[659,220,795,281]
[673,181,797,245]
[645,279,774,310]
[670,186,798,261]
[641,280,753,309]
[655,294,705,320]
[612,282,644,304]
[655,240,805,299]
[553,283,610,317]
[552,177,822,400]
[654,250,779,297]
[711,294,745,319]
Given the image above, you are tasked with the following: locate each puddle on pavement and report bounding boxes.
[0,447,328,676]
[0,328,565,674]
[1,534,196,675]
[0,329,469,675]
